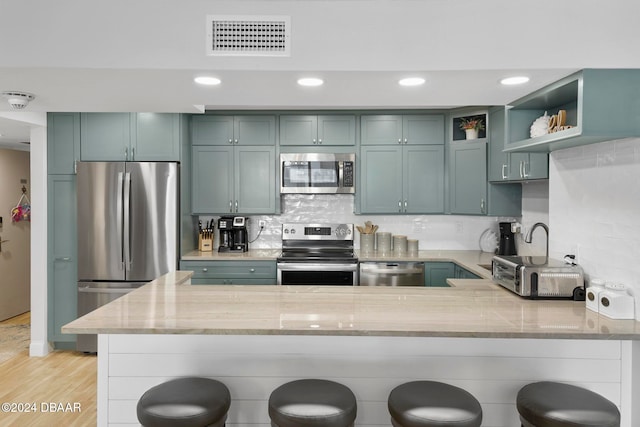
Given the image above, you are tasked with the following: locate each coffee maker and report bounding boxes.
[497,222,517,256]
[218,216,249,252]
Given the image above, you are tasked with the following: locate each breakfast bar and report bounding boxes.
[63,271,640,427]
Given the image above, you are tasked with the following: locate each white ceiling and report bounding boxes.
[1,0,639,150]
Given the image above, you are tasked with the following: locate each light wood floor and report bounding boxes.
[0,313,97,426]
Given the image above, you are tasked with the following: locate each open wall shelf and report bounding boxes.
[505,69,640,152]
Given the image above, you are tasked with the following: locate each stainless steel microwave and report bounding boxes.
[280,153,355,194]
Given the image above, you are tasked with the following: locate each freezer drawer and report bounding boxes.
[76,282,145,353]
[359,262,425,286]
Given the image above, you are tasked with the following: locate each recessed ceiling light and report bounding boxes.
[194,76,221,86]
[500,76,530,86]
[297,77,324,87]
[398,77,425,87]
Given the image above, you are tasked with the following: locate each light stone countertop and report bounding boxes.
[62,270,640,339]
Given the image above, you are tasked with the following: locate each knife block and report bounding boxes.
[198,233,213,252]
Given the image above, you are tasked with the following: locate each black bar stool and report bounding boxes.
[517,381,620,427]
[388,381,482,427]
[268,379,357,427]
[137,377,231,427]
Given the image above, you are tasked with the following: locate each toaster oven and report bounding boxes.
[492,255,585,300]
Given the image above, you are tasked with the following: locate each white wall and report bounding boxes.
[0,148,31,321]
[517,181,549,256]
[549,138,640,317]
[202,194,518,251]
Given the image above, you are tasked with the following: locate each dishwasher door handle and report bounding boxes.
[78,287,136,295]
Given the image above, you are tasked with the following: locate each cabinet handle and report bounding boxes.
[398,200,402,212]
[54,256,71,262]
[202,268,208,272]
[398,139,402,144]
[522,161,530,178]
[480,198,486,214]
[229,139,233,144]
[124,147,128,160]
[234,139,238,144]
[404,138,408,144]
[235,200,238,212]
[519,161,524,178]
[501,164,508,179]
[131,147,135,161]
[74,160,78,175]
[229,200,233,212]
[318,139,322,144]
[313,139,317,144]
[250,268,256,273]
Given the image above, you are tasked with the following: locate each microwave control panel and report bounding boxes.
[343,161,354,187]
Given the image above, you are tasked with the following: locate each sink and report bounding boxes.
[478,264,492,271]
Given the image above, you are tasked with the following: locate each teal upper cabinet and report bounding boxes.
[134,113,181,161]
[449,141,488,215]
[48,112,80,174]
[280,115,355,145]
[80,113,131,161]
[361,115,444,145]
[191,145,276,215]
[488,107,548,182]
[80,113,181,161]
[360,145,444,214]
[505,69,640,152]
[192,115,276,146]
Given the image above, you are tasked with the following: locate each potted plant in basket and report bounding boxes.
[459,117,485,140]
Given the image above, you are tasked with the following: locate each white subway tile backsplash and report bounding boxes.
[549,137,640,318]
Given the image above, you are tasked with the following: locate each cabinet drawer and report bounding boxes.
[181,261,276,280]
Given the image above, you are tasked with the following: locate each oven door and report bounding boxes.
[277,262,358,286]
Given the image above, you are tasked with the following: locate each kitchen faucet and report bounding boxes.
[524,222,549,258]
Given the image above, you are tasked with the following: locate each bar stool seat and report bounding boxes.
[388,381,482,427]
[268,379,357,427]
[137,377,230,427]
[517,381,620,427]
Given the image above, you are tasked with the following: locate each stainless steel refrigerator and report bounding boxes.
[76,161,178,352]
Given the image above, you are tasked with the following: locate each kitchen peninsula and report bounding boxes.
[63,263,640,427]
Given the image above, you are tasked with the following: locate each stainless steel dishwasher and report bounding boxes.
[77,282,145,352]
[359,262,425,286]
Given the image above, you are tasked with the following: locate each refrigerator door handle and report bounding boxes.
[116,172,125,270]
[123,172,132,272]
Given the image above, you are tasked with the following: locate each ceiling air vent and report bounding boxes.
[206,15,291,56]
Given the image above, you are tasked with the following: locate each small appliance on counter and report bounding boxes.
[497,222,517,256]
[218,216,249,252]
[492,255,585,300]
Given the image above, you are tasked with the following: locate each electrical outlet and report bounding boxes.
[258,220,266,229]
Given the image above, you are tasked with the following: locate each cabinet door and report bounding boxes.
[403,145,444,213]
[80,113,132,160]
[134,113,180,161]
[279,115,317,145]
[48,113,80,174]
[317,115,356,145]
[360,115,402,145]
[449,142,487,215]
[191,115,234,145]
[403,115,444,145]
[191,146,233,214]
[235,115,276,145]
[488,107,510,182]
[524,153,548,180]
[235,146,276,214]
[48,175,77,343]
[424,262,454,287]
[360,146,403,213]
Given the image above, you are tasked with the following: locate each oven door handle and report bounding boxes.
[277,262,359,272]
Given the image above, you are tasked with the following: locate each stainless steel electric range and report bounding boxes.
[276,223,358,286]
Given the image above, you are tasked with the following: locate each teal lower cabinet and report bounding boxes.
[424,262,480,286]
[47,175,78,347]
[424,262,455,287]
[180,260,277,285]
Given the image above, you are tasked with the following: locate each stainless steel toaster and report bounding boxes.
[492,255,585,300]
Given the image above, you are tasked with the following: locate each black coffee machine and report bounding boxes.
[497,222,517,255]
[218,216,249,252]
